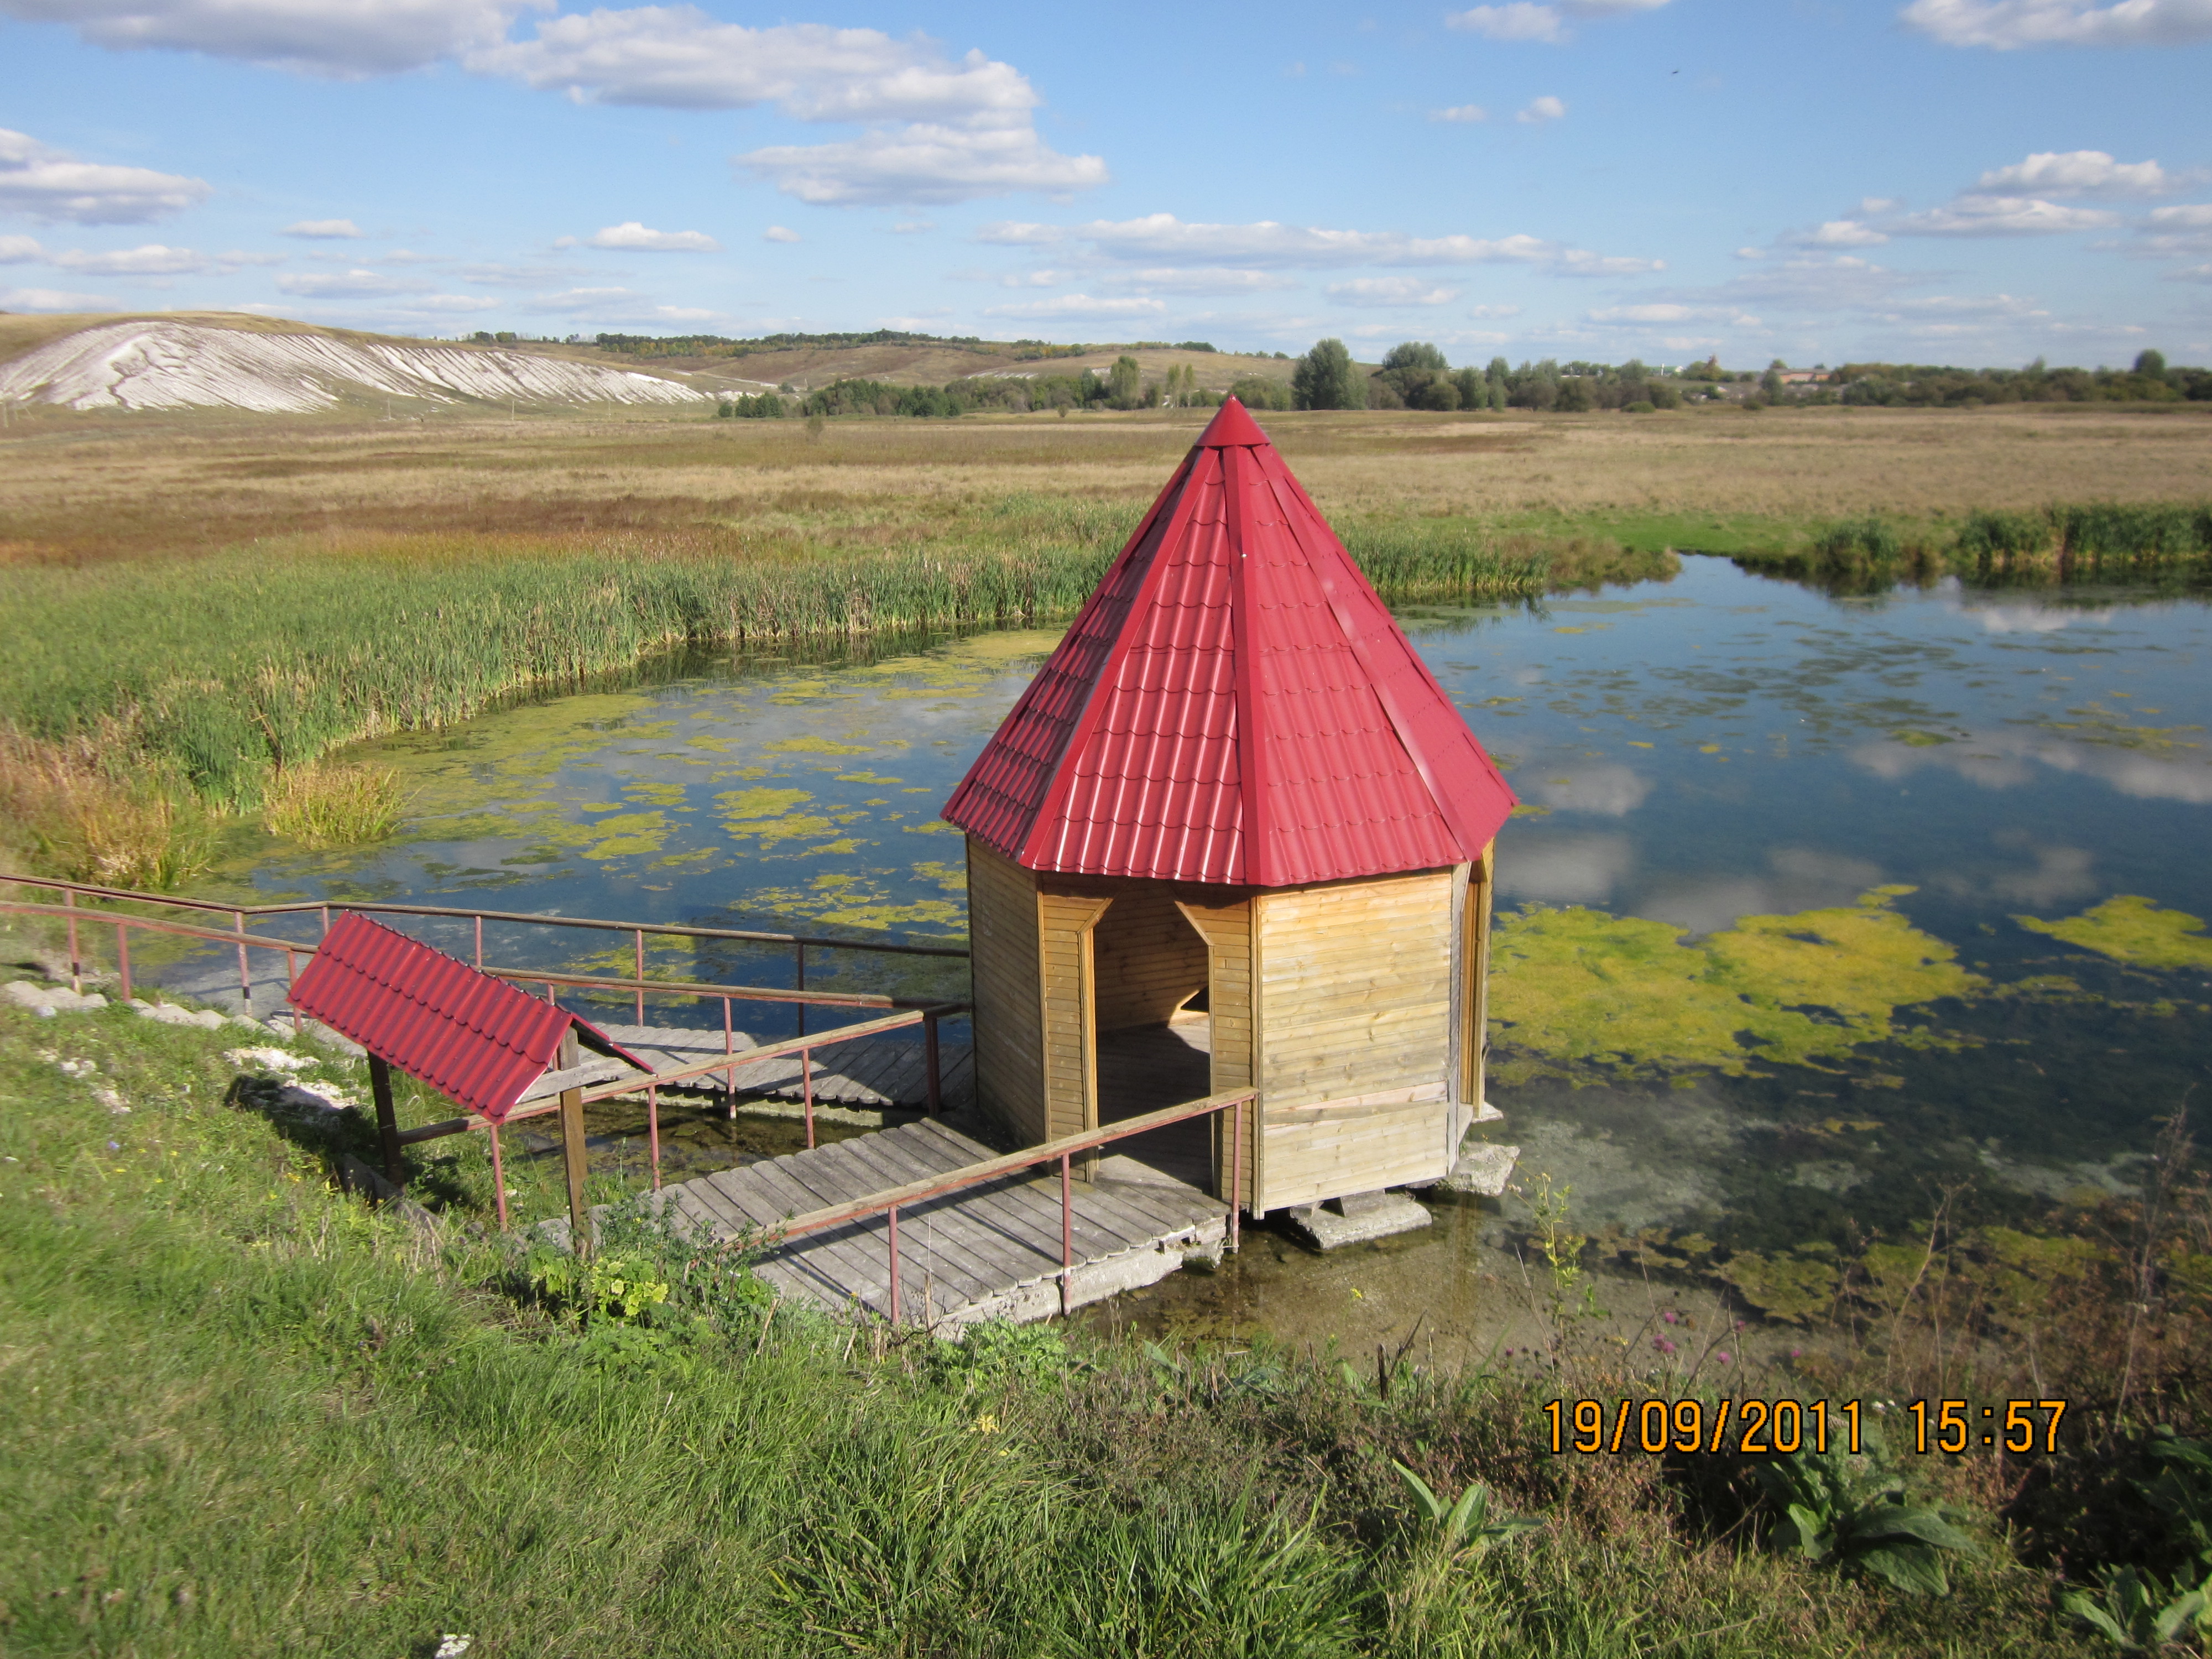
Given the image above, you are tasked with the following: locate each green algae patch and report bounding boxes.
[716,787,812,823]
[2016,895,2212,971]
[576,811,670,860]
[1489,887,1981,1079]
[765,734,878,755]
[1716,1249,1840,1325]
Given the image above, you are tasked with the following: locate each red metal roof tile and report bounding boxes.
[943,398,1517,885]
[288,913,644,1122]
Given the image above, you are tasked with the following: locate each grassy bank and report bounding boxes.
[1732,502,2212,589]
[3,995,2166,1657]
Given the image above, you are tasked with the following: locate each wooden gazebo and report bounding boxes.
[942,398,1516,1222]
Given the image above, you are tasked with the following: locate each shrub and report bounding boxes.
[262,761,408,848]
[1227,376,1292,412]
[1624,400,1656,414]
[1291,339,1366,410]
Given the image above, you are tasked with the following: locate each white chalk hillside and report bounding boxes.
[0,320,710,413]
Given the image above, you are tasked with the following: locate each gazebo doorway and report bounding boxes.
[1089,889,1216,1188]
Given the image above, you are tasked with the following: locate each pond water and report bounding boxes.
[203,556,2212,1359]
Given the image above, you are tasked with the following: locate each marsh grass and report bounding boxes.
[0,726,213,890]
[0,999,2099,1657]
[260,760,408,848]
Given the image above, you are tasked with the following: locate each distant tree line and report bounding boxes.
[1286,340,1686,413]
[714,356,1243,420]
[1822,351,2209,406]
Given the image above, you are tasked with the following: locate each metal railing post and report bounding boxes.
[234,910,252,1018]
[1060,1151,1074,1316]
[64,889,80,993]
[801,1041,816,1149]
[794,942,806,1038]
[648,1084,661,1190]
[924,1010,941,1118]
[723,995,737,1120]
[633,928,645,1025]
[116,923,131,1003]
[886,1204,901,1326]
[1229,1099,1243,1253]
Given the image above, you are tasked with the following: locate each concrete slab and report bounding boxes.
[1282,1190,1433,1249]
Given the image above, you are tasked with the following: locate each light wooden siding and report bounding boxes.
[1092,886,1210,1032]
[1258,870,1454,1108]
[1037,891,1112,1143]
[1465,841,1494,1109]
[1262,1097,1454,1211]
[1176,895,1255,1210]
[1254,869,1455,1210]
[964,838,1046,1145]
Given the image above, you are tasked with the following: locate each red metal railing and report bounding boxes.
[0,896,968,1224]
[0,874,968,1034]
[759,1087,1256,1325]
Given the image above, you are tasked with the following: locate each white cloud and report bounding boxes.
[0,0,540,76]
[1891,192,2123,234]
[736,120,1106,206]
[1516,95,1568,123]
[0,235,44,263]
[1902,0,2212,48]
[2165,263,2212,281]
[1468,303,1521,317]
[51,243,207,274]
[763,225,802,244]
[1446,0,1670,41]
[571,220,719,251]
[1651,252,1926,312]
[1976,149,2180,196]
[1106,267,1301,295]
[1430,104,1488,122]
[525,285,721,322]
[1524,763,1652,816]
[0,127,212,224]
[0,284,118,311]
[890,219,934,233]
[472,11,1105,206]
[2137,202,2212,254]
[281,217,363,238]
[1327,276,1460,305]
[982,213,1660,276]
[393,294,503,312]
[982,293,1167,320]
[1797,220,1891,247]
[456,260,574,286]
[275,268,435,297]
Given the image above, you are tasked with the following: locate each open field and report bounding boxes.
[3,400,2209,567]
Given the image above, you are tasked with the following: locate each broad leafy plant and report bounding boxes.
[1391,1462,1541,1558]
[2063,1566,2212,1653]
[1751,1444,1973,1595]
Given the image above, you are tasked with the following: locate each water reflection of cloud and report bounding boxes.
[1634,846,1885,937]
[1851,731,2212,804]
[1928,838,2099,909]
[1497,833,1633,904]
[1526,763,1651,816]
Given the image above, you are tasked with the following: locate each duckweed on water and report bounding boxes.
[1489,886,1982,1080]
[2017,895,2212,970]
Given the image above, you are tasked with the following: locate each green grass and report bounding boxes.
[0,500,1565,824]
[0,997,2115,1656]
[1727,500,2212,589]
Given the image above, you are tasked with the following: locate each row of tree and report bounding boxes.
[714,357,1238,420]
[1288,341,1691,413]
[1813,351,2209,407]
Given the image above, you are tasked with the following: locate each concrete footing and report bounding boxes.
[1282,1188,1433,1249]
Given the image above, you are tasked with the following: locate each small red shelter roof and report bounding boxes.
[289,913,644,1123]
[942,398,1517,887]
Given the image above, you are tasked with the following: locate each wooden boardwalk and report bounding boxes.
[629,1118,1228,1330]
[576,1022,976,1113]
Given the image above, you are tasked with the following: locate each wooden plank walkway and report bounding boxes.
[630,1118,1228,1331]
[583,1022,975,1113]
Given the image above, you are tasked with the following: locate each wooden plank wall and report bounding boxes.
[1176,894,1256,1211]
[1254,868,1455,1210]
[1036,890,1111,1143]
[965,838,1047,1144]
[1466,841,1494,1109]
[1092,885,1211,1032]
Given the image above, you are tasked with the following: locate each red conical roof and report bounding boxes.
[942,397,1517,887]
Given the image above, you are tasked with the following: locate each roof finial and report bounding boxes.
[1195,395,1271,448]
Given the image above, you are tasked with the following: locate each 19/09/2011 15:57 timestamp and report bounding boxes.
[1543,1398,2069,1456]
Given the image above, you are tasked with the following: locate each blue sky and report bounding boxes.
[2,0,2208,367]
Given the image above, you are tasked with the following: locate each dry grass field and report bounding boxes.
[3,399,2208,568]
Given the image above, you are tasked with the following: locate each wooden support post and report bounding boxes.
[924,1010,941,1118]
[367,1054,406,1188]
[557,1029,590,1256]
[473,914,483,968]
[489,1125,509,1231]
[1229,1099,1242,1253]
[648,1084,661,1191]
